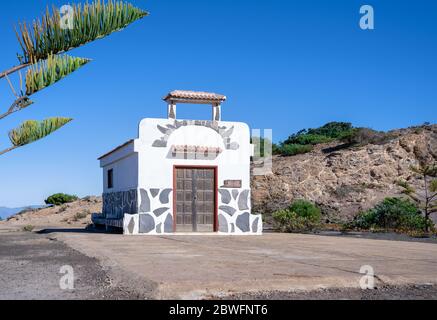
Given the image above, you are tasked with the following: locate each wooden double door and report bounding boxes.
[175,167,217,232]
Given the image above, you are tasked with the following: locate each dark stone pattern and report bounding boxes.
[152,120,239,150]
[127,217,135,234]
[232,189,239,200]
[136,188,174,233]
[159,189,172,204]
[150,189,160,198]
[238,190,250,210]
[139,214,155,233]
[154,207,170,217]
[236,212,250,233]
[103,189,138,219]
[139,189,150,212]
[252,217,259,233]
[219,189,231,204]
[219,205,236,216]
[164,214,173,233]
[218,214,228,233]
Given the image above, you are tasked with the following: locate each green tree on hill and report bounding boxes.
[398,162,437,232]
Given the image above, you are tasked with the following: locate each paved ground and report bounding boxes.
[0,229,148,300]
[1,227,437,300]
[49,230,437,299]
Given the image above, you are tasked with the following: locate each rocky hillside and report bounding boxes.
[252,124,437,223]
[3,124,436,229]
[2,196,101,229]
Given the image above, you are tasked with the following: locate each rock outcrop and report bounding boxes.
[252,124,437,223]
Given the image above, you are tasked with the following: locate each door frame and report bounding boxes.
[173,165,218,233]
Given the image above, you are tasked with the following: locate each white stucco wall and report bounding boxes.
[100,143,139,193]
[136,118,252,191]
[99,117,262,235]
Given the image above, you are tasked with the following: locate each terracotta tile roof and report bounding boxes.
[163,90,226,104]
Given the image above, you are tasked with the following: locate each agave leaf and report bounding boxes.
[8,117,72,147]
[16,0,148,63]
[25,54,90,96]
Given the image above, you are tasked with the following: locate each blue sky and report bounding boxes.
[1,0,436,207]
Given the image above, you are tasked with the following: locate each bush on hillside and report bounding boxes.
[340,128,393,146]
[347,197,434,233]
[45,193,78,206]
[284,122,354,145]
[276,144,313,156]
[273,200,321,232]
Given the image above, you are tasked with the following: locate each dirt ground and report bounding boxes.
[1,226,437,300]
[0,229,148,300]
[48,229,437,299]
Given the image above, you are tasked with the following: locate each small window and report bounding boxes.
[107,169,113,189]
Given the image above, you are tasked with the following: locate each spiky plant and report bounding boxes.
[16,0,148,63]
[26,54,90,95]
[0,1,148,156]
[8,117,72,147]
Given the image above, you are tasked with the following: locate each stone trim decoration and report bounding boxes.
[218,188,262,234]
[152,120,239,151]
[122,187,262,235]
[124,188,174,235]
[103,189,138,220]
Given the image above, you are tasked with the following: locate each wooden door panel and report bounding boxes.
[175,168,215,232]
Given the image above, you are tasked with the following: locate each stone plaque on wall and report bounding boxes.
[222,180,242,188]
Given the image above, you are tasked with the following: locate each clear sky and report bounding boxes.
[1,0,436,207]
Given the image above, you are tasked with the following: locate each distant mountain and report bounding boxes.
[0,205,46,220]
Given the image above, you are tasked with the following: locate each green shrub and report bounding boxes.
[289,200,322,222]
[73,211,89,221]
[45,193,78,206]
[340,128,393,146]
[348,197,434,233]
[273,200,321,232]
[277,144,313,156]
[22,225,34,232]
[284,122,354,146]
[288,134,333,146]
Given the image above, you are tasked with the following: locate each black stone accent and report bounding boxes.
[154,207,169,217]
[236,212,250,232]
[219,205,236,216]
[238,190,250,210]
[156,223,162,234]
[139,214,155,233]
[252,217,259,233]
[152,120,239,150]
[139,189,150,212]
[159,189,172,204]
[164,214,173,233]
[232,189,239,200]
[219,189,231,204]
[103,189,138,219]
[127,217,135,234]
[150,189,160,198]
[218,214,228,233]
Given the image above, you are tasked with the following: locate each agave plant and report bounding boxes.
[16,0,148,63]
[0,1,148,157]
[8,117,73,147]
[26,54,90,95]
